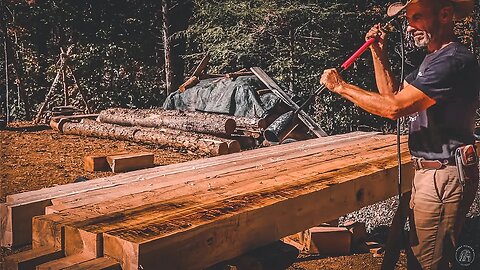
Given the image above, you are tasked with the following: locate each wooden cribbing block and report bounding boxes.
[62,257,122,270]
[49,119,61,132]
[4,246,63,270]
[309,226,352,255]
[84,152,129,172]
[36,254,94,270]
[197,139,229,155]
[84,155,110,172]
[106,152,154,173]
[344,220,367,246]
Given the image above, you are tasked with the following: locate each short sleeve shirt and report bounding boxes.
[405,42,480,160]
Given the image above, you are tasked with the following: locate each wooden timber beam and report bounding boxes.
[0,132,374,248]
[25,134,412,270]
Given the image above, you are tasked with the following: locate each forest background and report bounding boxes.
[1,0,479,134]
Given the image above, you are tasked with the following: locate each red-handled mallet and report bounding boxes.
[291,36,378,118]
[342,37,377,70]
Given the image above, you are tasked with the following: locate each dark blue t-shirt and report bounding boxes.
[405,42,480,160]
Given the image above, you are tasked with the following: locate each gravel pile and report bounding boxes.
[339,185,480,233]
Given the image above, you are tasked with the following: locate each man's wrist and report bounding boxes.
[334,81,347,94]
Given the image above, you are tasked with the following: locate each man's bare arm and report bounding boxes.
[320,69,435,119]
[366,24,399,96]
[333,81,435,120]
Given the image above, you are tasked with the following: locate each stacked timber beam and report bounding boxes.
[3,132,417,270]
[51,108,265,156]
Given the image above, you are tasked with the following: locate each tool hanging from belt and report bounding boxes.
[455,144,478,186]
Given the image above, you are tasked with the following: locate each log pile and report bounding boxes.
[51,108,265,156]
[3,132,418,270]
[48,67,327,154]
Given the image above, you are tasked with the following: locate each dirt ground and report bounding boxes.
[0,122,407,269]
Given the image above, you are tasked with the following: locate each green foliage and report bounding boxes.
[1,0,165,120]
[1,0,479,134]
[182,0,394,134]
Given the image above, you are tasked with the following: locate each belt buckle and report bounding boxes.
[413,157,424,170]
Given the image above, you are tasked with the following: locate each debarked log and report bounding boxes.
[98,108,265,136]
[61,119,239,156]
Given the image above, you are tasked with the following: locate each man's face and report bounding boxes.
[405,2,438,48]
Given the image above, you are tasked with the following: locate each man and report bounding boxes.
[320,0,479,269]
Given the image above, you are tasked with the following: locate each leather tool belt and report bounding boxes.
[412,157,450,170]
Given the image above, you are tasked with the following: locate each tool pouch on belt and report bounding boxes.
[455,145,478,186]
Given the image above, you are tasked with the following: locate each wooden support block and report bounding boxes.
[106,152,154,173]
[309,226,352,255]
[62,257,122,270]
[36,254,94,270]
[4,247,64,270]
[197,139,229,155]
[344,220,367,246]
[84,155,110,172]
[84,152,130,172]
[281,230,311,253]
[322,218,339,227]
[226,140,241,154]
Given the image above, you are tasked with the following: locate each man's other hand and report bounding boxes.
[366,24,386,51]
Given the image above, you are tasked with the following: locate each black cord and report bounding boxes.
[396,18,406,238]
[398,24,405,199]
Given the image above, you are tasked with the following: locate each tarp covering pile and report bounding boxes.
[162,76,280,118]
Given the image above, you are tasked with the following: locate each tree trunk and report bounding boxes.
[6,11,32,120]
[162,0,174,95]
[98,108,265,137]
[62,119,239,156]
[2,10,10,123]
[288,29,296,94]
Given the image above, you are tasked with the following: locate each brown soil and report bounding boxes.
[0,122,406,269]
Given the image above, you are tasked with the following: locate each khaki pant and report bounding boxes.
[409,165,479,270]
